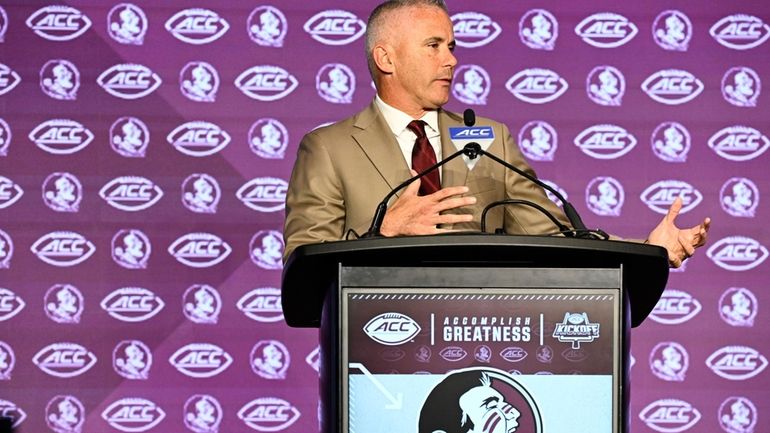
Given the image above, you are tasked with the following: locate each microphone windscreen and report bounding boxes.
[463,108,476,127]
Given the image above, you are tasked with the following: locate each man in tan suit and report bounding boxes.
[284,0,710,266]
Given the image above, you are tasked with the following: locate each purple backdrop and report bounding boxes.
[0,1,768,432]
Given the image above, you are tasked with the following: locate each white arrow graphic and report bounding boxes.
[349,363,403,410]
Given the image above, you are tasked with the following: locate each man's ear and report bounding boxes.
[373,45,395,74]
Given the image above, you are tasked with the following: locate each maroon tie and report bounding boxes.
[407,120,440,195]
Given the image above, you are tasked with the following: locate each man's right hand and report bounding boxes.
[380,171,476,236]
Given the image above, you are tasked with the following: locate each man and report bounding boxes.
[283,0,710,266]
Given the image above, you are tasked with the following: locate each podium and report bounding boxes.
[282,234,668,433]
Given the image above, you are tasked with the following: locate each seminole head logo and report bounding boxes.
[419,368,542,433]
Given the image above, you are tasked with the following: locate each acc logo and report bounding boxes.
[0,7,6,42]
[586,65,625,106]
[235,65,298,101]
[29,119,94,155]
[586,176,624,216]
[706,346,768,380]
[0,399,26,429]
[451,12,502,48]
[519,9,558,50]
[31,231,95,267]
[506,68,568,104]
[721,177,758,218]
[33,342,97,378]
[574,124,636,159]
[0,229,12,268]
[44,283,83,324]
[652,122,691,163]
[113,339,152,380]
[168,233,232,268]
[640,180,702,215]
[719,397,757,433]
[168,121,231,157]
[237,287,283,323]
[43,172,82,212]
[169,343,233,378]
[165,8,229,44]
[184,395,223,433]
[45,395,85,433]
[251,340,290,379]
[575,12,638,48]
[381,347,406,362]
[642,69,704,105]
[722,67,760,107]
[306,347,320,372]
[708,126,770,161]
[183,284,222,324]
[111,116,149,158]
[364,312,420,345]
[102,398,165,432]
[101,287,165,322]
[250,118,289,159]
[316,63,355,104]
[519,120,557,161]
[108,3,148,45]
[650,342,689,382]
[649,289,702,325]
[653,10,692,51]
[561,347,589,363]
[453,64,490,105]
[26,6,91,41]
[0,176,22,209]
[0,63,21,96]
[0,118,10,156]
[0,341,15,379]
[0,287,24,321]
[100,176,163,212]
[40,59,79,100]
[707,236,768,271]
[500,346,528,363]
[112,229,151,269]
[553,312,600,349]
[182,173,221,214]
[238,397,300,432]
[250,230,284,270]
[97,63,162,99]
[303,10,365,45]
[439,346,468,362]
[248,6,287,47]
[639,399,701,433]
[710,14,770,50]
[180,61,219,103]
[719,287,757,327]
[236,177,288,212]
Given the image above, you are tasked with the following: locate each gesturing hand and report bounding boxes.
[647,197,711,268]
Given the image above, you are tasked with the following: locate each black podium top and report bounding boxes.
[281,234,669,328]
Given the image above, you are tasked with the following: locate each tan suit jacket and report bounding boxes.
[283,100,571,261]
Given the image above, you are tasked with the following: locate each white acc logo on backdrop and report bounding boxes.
[45,395,85,433]
[722,67,760,107]
[304,10,365,45]
[586,66,624,106]
[652,121,690,162]
[574,124,636,159]
[29,119,94,155]
[112,229,151,269]
[708,126,769,161]
[44,283,83,324]
[168,233,232,268]
[237,287,283,323]
[250,230,284,270]
[719,397,757,433]
[101,287,165,322]
[649,342,689,382]
[100,176,163,212]
[97,63,162,99]
[235,65,299,101]
[707,236,768,271]
[238,398,301,432]
[575,12,637,48]
[40,59,79,100]
[0,229,13,269]
[33,342,97,378]
[108,3,147,45]
[0,340,15,380]
[43,172,82,212]
[453,65,490,105]
[236,177,288,212]
[653,10,692,51]
[183,284,221,324]
[248,6,287,47]
[316,63,355,104]
[182,173,221,214]
[31,231,95,267]
[26,6,91,41]
[0,176,23,209]
[649,289,701,325]
[719,287,757,327]
[451,12,501,48]
[0,118,10,156]
[170,343,233,378]
[0,399,25,429]
[113,339,152,380]
[640,180,702,215]
[586,176,624,217]
[639,399,701,433]
[251,340,290,379]
[0,63,21,96]
[642,69,704,105]
[168,121,231,157]
[506,68,568,104]
[249,118,288,159]
[184,394,223,433]
[706,346,768,380]
[721,177,759,218]
[111,116,149,158]
[102,398,165,433]
[519,9,558,50]
[0,7,7,42]
[180,61,219,102]
[519,121,557,161]
[710,14,770,50]
[165,8,229,44]
[0,287,24,321]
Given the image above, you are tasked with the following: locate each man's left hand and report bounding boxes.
[647,197,711,268]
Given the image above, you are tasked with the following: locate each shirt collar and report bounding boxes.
[375,95,439,137]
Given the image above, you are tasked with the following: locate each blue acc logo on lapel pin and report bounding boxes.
[449,126,495,170]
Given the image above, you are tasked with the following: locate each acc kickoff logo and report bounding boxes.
[575,12,637,48]
[642,69,704,105]
[180,61,219,102]
[113,340,152,380]
[111,116,149,158]
[237,287,283,323]
[0,63,21,96]
[168,233,232,268]
[29,119,94,155]
[707,236,768,271]
[0,341,15,380]
[652,122,691,162]
[649,289,702,325]
[182,174,221,214]
[236,65,298,101]
[710,14,770,50]
[26,6,91,41]
[0,176,23,209]
[98,64,162,99]
[169,343,233,378]
[0,287,24,322]
[100,176,163,212]
[184,395,223,433]
[238,398,300,432]
[33,342,97,378]
[552,312,600,349]
[708,126,769,161]
[574,124,636,159]
[721,177,759,218]
[506,68,568,104]
[0,229,12,269]
[40,59,79,100]
[519,9,558,50]
[250,230,284,270]
[45,395,85,433]
[43,172,82,212]
[453,65,490,105]
[653,10,692,51]
[364,312,420,345]
[183,284,221,324]
[649,342,689,382]
[44,283,83,324]
[31,231,95,267]
[236,177,288,212]
[108,3,147,45]
[168,121,231,157]
[640,180,702,215]
[639,399,701,433]
[101,287,165,322]
[102,398,165,432]
[303,10,365,45]
[519,120,557,161]
[706,346,768,380]
[722,67,760,107]
[451,12,501,48]
[719,287,757,327]
[165,8,229,44]
[719,397,757,433]
[586,66,625,106]
[248,6,287,47]
[249,118,288,159]
[112,229,151,269]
